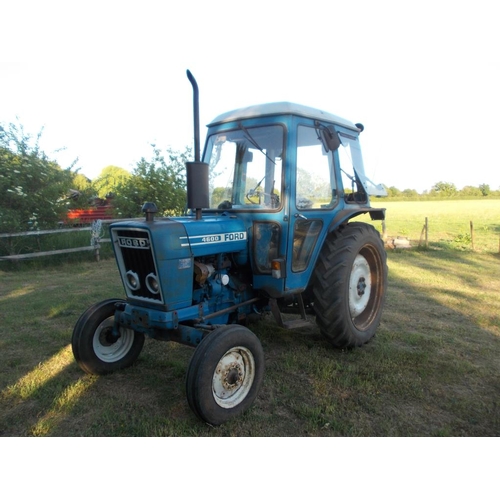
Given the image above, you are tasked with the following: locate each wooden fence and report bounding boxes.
[0,220,123,262]
[3,216,499,262]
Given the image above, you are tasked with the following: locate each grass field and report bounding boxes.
[1,199,499,436]
[365,199,500,253]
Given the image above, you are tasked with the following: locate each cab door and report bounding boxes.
[284,121,340,292]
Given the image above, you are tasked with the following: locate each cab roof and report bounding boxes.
[208,102,360,131]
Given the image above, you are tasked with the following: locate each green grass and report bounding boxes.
[1,199,499,436]
[363,199,500,253]
[1,244,499,436]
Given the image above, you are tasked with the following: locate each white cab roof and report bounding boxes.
[209,102,359,131]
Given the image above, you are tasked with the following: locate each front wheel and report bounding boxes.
[311,222,387,348]
[186,325,265,425]
[72,299,145,375]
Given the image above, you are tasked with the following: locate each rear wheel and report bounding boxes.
[72,299,145,375]
[311,222,387,348]
[186,325,264,425]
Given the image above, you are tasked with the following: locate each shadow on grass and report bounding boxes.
[1,252,499,436]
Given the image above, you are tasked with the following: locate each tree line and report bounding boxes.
[384,181,499,200]
[2,120,499,234]
[0,122,191,233]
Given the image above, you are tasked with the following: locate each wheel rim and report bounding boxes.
[349,254,372,318]
[348,244,385,330]
[92,317,135,363]
[212,346,255,409]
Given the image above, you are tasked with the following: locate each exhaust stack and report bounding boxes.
[186,70,209,219]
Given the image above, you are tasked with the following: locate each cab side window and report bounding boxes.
[296,125,337,210]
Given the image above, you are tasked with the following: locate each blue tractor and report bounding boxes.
[72,71,388,425]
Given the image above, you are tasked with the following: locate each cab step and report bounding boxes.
[270,296,311,330]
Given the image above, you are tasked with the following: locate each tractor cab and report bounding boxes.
[201,103,386,297]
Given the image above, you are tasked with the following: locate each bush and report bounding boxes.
[0,122,75,233]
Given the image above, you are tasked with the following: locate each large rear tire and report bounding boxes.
[186,325,264,425]
[72,299,145,375]
[311,222,387,348]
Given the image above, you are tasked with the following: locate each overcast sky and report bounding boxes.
[1,0,499,193]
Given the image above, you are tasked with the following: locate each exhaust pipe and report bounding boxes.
[186,70,201,162]
[186,70,209,219]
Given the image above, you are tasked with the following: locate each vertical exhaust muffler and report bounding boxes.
[186,70,209,219]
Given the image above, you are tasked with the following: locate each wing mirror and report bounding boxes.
[317,124,341,152]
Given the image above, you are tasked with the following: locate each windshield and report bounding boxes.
[338,133,387,197]
[203,125,284,210]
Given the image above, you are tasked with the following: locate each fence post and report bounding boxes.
[470,221,475,251]
[91,220,103,262]
[419,217,428,248]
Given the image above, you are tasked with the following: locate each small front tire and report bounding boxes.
[72,299,145,375]
[186,325,265,425]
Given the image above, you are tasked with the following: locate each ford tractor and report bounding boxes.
[72,71,388,425]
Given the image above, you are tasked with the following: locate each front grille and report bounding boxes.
[112,228,163,303]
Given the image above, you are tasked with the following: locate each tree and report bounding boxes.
[72,172,92,193]
[402,188,418,199]
[461,185,482,197]
[211,186,228,208]
[113,145,191,218]
[0,122,75,233]
[68,173,97,209]
[479,183,490,197]
[386,186,402,198]
[92,165,132,199]
[432,181,457,197]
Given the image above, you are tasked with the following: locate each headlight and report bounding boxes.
[145,273,160,294]
[125,270,140,291]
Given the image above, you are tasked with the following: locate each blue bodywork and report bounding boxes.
[110,103,385,346]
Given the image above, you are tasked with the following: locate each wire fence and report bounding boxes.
[361,200,500,254]
[378,217,500,253]
[2,209,500,264]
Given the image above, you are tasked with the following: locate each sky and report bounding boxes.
[1,0,499,193]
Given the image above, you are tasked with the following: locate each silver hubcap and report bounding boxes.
[212,346,255,408]
[349,254,372,318]
[93,317,135,363]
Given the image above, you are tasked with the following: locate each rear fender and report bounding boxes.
[327,207,385,233]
